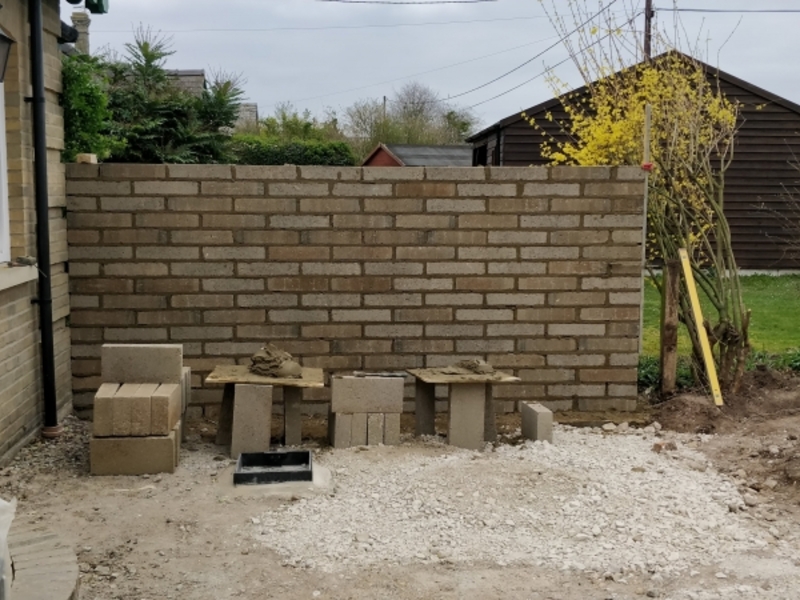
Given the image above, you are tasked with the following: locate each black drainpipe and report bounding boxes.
[29,0,61,438]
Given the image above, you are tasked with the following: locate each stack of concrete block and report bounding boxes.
[521,402,553,443]
[90,344,190,475]
[329,376,403,448]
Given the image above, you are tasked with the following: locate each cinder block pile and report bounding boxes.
[329,376,403,448]
[90,344,191,475]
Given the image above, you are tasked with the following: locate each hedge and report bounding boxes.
[230,135,356,166]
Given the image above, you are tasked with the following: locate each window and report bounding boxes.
[0,80,8,264]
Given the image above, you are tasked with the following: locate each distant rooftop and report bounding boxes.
[364,144,472,167]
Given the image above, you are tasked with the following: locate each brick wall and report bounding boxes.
[66,164,645,415]
[0,0,72,464]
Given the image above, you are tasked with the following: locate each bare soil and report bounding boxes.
[1,374,799,600]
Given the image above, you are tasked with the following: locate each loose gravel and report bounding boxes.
[253,425,800,590]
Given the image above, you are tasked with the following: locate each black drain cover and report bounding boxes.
[234,450,313,485]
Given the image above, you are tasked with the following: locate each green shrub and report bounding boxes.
[638,354,695,393]
[230,135,356,166]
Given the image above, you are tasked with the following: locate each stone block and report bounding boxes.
[92,383,119,437]
[521,402,553,443]
[331,376,404,414]
[131,383,159,436]
[331,412,352,449]
[231,384,273,459]
[90,430,177,475]
[151,383,181,436]
[102,343,183,384]
[351,413,368,446]
[447,383,486,450]
[111,383,140,437]
[384,413,400,445]
[367,414,384,445]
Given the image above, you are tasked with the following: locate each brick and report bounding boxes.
[548,323,606,336]
[92,383,120,437]
[455,309,513,321]
[333,182,392,197]
[104,295,167,310]
[365,262,422,275]
[269,277,329,292]
[201,181,263,196]
[394,339,453,353]
[488,262,546,275]
[364,197,422,212]
[169,197,232,212]
[456,278,515,293]
[302,294,361,307]
[488,166,548,180]
[426,293,482,305]
[520,247,579,260]
[332,339,392,354]
[236,325,300,339]
[138,312,197,326]
[612,198,644,212]
[548,291,605,306]
[300,197,360,212]
[202,214,266,229]
[67,229,101,244]
[580,369,637,383]
[427,198,486,212]
[581,307,639,321]
[335,246,393,260]
[549,198,611,213]
[204,309,266,324]
[552,166,611,180]
[425,167,486,181]
[104,327,169,342]
[105,263,168,277]
[608,384,638,397]
[101,196,164,212]
[69,246,133,260]
[520,214,580,228]
[578,398,636,411]
[364,293,421,306]
[70,310,135,326]
[331,375,404,414]
[609,291,641,305]
[136,246,199,260]
[134,181,198,195]
[459,247,517,260]
[582,277,641,291]
[364,324,423,338]
[171,230,233,245]
[299,166,360,180]
[486,324,544,337]
[66,180,131,195]
[395,246,453,261]
[330,411,352,449]
[367,414,384,445]
[489,197,549,213]
[363,166,424,181]
[171,326,233,340]
[448,383,485,450]
[458,215,517,229]
[202,278,264,292]
[456,339,514,353]
[238,263,300,276]
[548,384,606,397]
[269,182,329,196]
[351,413,368,445]
[332,277,391,292]
[426,230,486,245]
[202,246,265,260]
[239,294,298,307]
[331,309,390,322]
[362,230,425,246]
[396,214,454,229]
[548,261,607,276]
[584,214,643,229]
[271,215,330,229]
[102,343,183,384]
[103,229,165,244]
[457,183,517,197]
[518,338,576,352]
[172,295,234,308]
[231,384,273,459]
[204,342,263,356]
[582,246,642,260]
[150,383,183,435]
[131,383,159,436]
[68,212,132,228]
[519,277,577,291]
[236,165,298,179]
[301,231,361,245]
[302,324,361,338]
[394,278,453,291]
[396,182,455,197]
[518,369,575,383]
[550,230,609,245]
[427,262,484,275]
[521,402,553,443]
[486,293,545,306]
[610,353,639,366]
[547,354,606,367]
[584,181,644,196]
[111,382,139,436]
[270,309,328,323]
[170,164,231,179]
[304,263,362,276]
[523,182,580,197]
[170,263,233,278]
[333,214,393,229]
[487,231,547,245]
[235,197,297,213]
[384,413,400,445]
[90,429,177,475]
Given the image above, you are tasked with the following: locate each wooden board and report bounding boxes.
[204,365,324,388]
[407,368,520,385]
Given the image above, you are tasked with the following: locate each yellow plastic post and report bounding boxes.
[678,248,724,406]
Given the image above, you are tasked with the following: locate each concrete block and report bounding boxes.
[151,383,181,436]
[92,383,119,437]
[351,413,368,446]
[331,412,352,449]
[367,414,384,445]
[283,387,303,446]
[130,383,159,436]
[231,384,273,459]
[90,430,177,475]
[521,402,553,443]
[111,383,141,437]
[384,413,400,445]
[173,420,182,467]
[331,376,404,414]
[181,367,191,413]
[101,343,183,384]
[447,383,486,450]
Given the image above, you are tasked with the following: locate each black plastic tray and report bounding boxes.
[234,450,313,485]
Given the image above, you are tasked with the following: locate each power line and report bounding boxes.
[263,35,561,109]
[92,15,555,34]
[445,0,620,101]
[656,7,800,13]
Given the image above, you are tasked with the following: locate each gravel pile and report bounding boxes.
[252,425,800,584]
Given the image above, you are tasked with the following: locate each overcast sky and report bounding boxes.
[61,0,800,132]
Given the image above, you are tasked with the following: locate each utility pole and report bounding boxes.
[644,0,654,60]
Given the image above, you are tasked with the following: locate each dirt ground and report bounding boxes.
[1,374,799,600]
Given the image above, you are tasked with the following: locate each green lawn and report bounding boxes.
[641,274,800,356]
